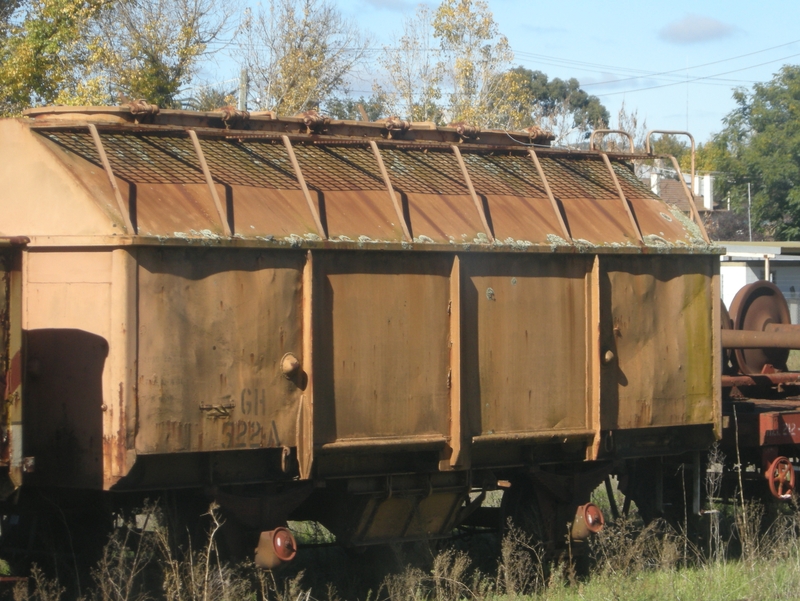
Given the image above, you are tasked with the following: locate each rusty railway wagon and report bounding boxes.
[0,104,721,566]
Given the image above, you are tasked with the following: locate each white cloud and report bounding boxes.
[659,14,735,44]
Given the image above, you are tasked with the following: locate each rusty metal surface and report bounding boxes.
[461,254,592,437]
[0,107,724,496]
[721,327,800,349]
[723,373,800,387]
[22,115,713,249]
[730,281,791,374]
[313,252,452,443]
[722,401,800,447]
[23,250,113,487]
[611,163,701,244]
[16,244,720,488]
[602,256,716,429]
[0,245,23,494]
[136,248,305,454]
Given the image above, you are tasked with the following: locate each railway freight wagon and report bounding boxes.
[0,105,720,564]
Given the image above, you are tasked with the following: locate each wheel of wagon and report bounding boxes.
[766,456,795,500]
[730,281,791,374]
[499,477,548,549]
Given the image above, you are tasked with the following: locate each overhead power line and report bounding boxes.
[516,37,800,88]
[595,51,800,97]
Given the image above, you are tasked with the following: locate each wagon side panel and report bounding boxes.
[135,248,305,454]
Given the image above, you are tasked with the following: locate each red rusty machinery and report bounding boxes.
[720,281,800,501]
[570,503,605,541]
[765,455,795,500]
[254,527,298,570]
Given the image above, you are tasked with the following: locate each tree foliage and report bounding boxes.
[0,0,107,115]
[492,67,608,139]
[373,0,607,139]
[92,0,236,107]
[181,84,236,111]
[325,96,386,122]
[0,0,608,134]
[651,134,688,163]
[373,5,444,123]
[432,0,512,125]
[711,65,800,240]
[0,0,232,115]
[238,0,370,115]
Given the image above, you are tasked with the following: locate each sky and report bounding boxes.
[204,0,800,145]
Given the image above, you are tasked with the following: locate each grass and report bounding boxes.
[6,466,800,600]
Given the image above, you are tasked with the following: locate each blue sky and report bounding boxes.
[344,0,800,143]
[206,1,800,144]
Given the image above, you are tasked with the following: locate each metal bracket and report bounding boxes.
[589,129,635,152]
[282,136,327,239]
[451,145,494,242]
[369,141,412,241]
[87,124,136,234]
[188,129,232,236]
[528,149,572,242]
[600,153,644,245]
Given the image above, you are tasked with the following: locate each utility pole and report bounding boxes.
[747,182,752,242]
[238,68,248,111]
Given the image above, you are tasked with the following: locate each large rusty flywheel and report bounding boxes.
[729,281,792,375]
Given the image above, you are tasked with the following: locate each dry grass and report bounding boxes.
[7,475,800,601]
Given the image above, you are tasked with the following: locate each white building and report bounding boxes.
[720,242,800,323]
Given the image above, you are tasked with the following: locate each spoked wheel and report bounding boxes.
[766,456,795,500]
[730,281,792,374]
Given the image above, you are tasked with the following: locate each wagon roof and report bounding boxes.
[0,104,717,253]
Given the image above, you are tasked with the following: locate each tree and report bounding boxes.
[91,0,236,107]
[238,0,370,115]
[0,0,22,34]
[432,0,512,126]
[373,5,444,123]
[712,65,800,240]
[181,84,236,111]
[0,0,108,115]
[651,134,688,163]
[371,1,606,138]
[0,0,235,114]
[491,67,608,141]
[325,95,386,122]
